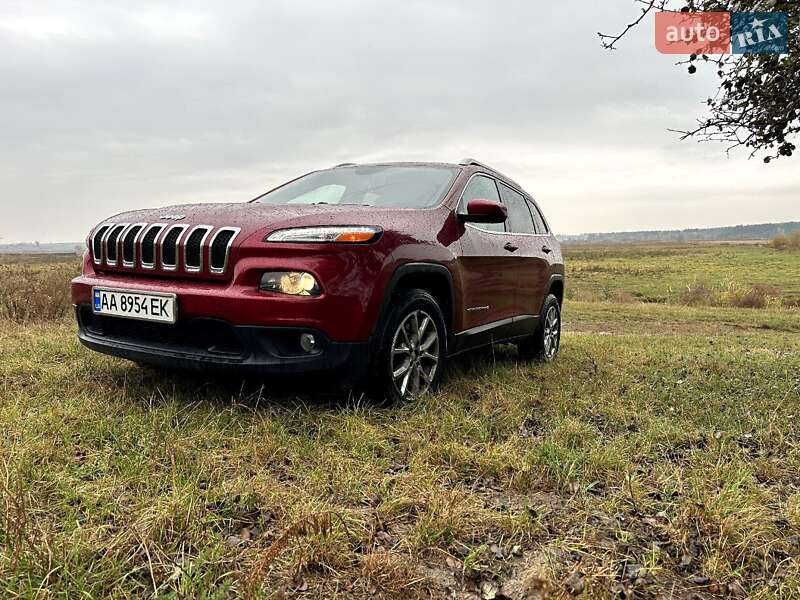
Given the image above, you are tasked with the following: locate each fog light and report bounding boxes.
[259,271,321,296]
[300,333,317,353]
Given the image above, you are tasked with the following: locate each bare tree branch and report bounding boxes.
[599,0,799,162]
[598,0,668,50]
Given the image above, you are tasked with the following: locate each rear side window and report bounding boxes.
[460,175,504,233]
[528,200,548,234]
[499,183,535,234]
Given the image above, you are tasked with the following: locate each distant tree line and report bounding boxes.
[0,242,84,255]
[561,221,800,244]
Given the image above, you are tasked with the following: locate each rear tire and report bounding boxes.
[518,293,561,362]
[370,289,447,404]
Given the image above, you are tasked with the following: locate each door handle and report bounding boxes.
[541,245,552,254]
[503,242,519,252]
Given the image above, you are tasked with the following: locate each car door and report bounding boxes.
[456,174,519,333]
[497,183,550,327]
[527,196,557,311]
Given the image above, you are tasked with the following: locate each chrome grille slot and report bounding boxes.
[209,227,240,274]
[104,224,127,266]
[122,224,144,267]
[184,226,211,272]
[91,221,239,276]
[140,224,164,268]
[92,225,110,264]
[160,225,188,270]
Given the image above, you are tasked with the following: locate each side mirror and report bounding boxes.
[459,198,508,224]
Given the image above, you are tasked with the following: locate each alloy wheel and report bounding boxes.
[390,309,440,399]
[543,305,560,360]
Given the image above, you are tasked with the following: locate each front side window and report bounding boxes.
[460,175,505,233]
[499,183,535,234]
[253,165,458,209]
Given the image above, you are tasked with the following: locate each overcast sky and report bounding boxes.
[0,0,797,242]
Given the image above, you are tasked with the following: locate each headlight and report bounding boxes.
[259,271,321,296]
[264,226,381,243]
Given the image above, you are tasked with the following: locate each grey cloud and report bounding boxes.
[0,0,795,242]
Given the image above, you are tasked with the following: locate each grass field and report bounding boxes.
[565,243,800,307]
[1,243,799,599]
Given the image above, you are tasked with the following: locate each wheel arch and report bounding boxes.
[547,274,565,306]
[374,262,455,352]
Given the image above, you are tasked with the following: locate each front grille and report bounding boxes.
[90,222,239,276]
[160,225,188,270]
[210,228,238,273]
[184,226,211,271]
[92,225,110,264]
[140,225,163,267]
[122,224,144,266]
[105,224,127,265]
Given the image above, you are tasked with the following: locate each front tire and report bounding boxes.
[371,289,447,404]
[518,293,561,362]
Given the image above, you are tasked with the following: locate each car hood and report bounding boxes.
[100,202,429,241]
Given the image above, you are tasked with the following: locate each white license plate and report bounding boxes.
[92,287,177,324]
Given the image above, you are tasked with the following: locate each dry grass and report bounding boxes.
[679,281,782,309]
[0,256,80,323]
[565,242,800,308]
[1,312,799,598]
[769,230,800,251]
[1,245,800,598]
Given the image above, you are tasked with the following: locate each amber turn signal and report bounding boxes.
[334,230,377,243]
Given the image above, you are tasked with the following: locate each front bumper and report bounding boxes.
[75,305,369,376]
[71,261,380,343]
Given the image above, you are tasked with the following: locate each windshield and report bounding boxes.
[253,165,458,209]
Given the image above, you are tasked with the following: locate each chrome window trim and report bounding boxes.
[159,224,189,271]
[104,223,129,267]
[183,225,213,273]
[458,172,551,238]
[464,223,549,238]
[139,223,167,270]
[120,223,147,268]
[92,224,112,265]
[208,227,241,274]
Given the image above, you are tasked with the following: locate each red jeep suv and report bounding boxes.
[72,159,564,402]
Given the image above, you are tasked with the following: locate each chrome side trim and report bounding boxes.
[208,227,241,274]
[466,305,490,312]
[159,224,189,271]
[183,225,213,273]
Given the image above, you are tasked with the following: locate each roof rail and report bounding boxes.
[333,162,357,168]
[458,157,497,170]
[458,158,523,191]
